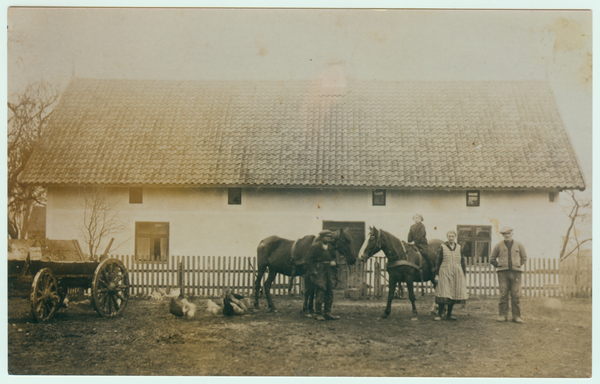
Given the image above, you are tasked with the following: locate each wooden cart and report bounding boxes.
[8,240,129,322]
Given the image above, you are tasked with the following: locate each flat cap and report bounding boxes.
[500,226,514,234]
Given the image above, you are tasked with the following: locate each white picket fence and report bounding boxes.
[109,254,590,298]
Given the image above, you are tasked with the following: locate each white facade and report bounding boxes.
[46,186,563,259]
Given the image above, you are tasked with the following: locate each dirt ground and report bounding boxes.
[7,291,592,377]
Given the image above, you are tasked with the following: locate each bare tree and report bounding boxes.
[78,186,128,261]
[7,82,60,238]
[559,190,592,261]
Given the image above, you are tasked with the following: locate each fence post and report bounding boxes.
[374,260,381,298]
[178,261,183,295]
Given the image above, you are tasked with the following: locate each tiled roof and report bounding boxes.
[21,78,585,189]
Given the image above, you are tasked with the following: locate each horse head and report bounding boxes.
[358,226,382,262]
[333,227,356,266]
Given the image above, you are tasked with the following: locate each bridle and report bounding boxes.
[361,228,382,261]
[367,228,420,270]
[363,227,426,295]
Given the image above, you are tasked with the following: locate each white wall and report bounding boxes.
[46,186,564,259]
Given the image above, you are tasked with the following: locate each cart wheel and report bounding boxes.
[30,268,62,322]
[92,258,130,317]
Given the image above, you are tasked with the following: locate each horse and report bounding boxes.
[254,228,356,313]
[358,226,441,320]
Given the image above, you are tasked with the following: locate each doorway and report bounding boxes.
[322,221,365,289]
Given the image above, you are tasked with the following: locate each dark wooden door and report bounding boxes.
[322,221,365,289]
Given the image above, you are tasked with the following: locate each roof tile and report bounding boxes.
[21,78,585,190]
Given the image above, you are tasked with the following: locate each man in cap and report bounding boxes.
[306,230,340,321]
[490,227,528,323]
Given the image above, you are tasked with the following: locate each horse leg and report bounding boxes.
[288,275,295,294]
[308,282,315,313]
[302,277,309,313]
[253,265,267,308]
[406,276,418,321]
[303,277,315,315]
[383,276,397,319]
[302,287,309,314]
[264,269,279,312]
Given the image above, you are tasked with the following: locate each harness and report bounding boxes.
[386,258,421,270]
[289,239,301,289]
[376,230,425,296]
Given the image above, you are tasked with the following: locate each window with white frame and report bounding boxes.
[135,222,169,262]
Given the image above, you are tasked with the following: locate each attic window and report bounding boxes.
[466,190,480,207]
[129,188,143,204]
[373,190,386,206]
[228,188,242,205]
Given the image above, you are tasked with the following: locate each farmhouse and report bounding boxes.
[21,77,585,262]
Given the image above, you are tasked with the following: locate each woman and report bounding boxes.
[407,214,428,255]
[433,230,468,321]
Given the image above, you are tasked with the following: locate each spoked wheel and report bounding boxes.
[30,268,62,322]
[92,258,130,317]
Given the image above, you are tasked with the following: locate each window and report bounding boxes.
[129,188,143,204]
[228,188,242,205]
[457,225,491,263]
[135,222,169,262]
[466,190,480,207]
[372,189,386,206]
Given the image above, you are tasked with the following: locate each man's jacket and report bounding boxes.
[490,240,527,271]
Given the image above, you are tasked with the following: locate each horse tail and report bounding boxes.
[255,237,277,290]
[256,239,270,270]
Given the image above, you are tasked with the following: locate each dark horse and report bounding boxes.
[358,226,442,320]
[254,228,356,312]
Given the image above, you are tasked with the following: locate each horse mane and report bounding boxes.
[378,229,410,260]
[330,227,355,265]
[338,227,352,244]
